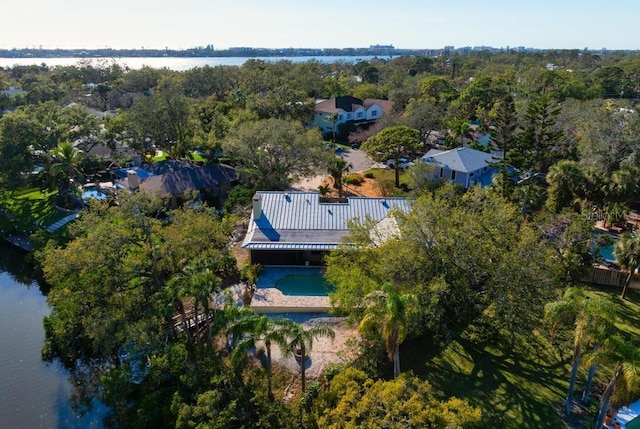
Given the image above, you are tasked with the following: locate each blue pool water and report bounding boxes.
[593,231,622,263]
[274,275,335,296]
[600,243,616,262]
[82,187,107,201]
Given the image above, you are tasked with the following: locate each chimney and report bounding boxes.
[127,170,140,190]
[252,193,262,220]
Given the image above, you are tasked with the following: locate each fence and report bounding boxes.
[583,266,640,290]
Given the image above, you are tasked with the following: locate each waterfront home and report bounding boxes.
[421,147,497,189]
[242,191,410,266]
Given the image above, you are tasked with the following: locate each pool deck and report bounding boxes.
[252,267,331,314]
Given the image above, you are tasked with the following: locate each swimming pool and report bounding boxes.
[593,231,619,263]
[274,275,335,296]
[82,186,107,201]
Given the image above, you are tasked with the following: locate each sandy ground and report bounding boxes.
[290,147,376,193]
[259,316,359,380]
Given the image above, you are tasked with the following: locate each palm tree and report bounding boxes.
[328,157,352,198]
[545,160,585,213]
[166,276,194,345]
[615,233,640,299]
[168,259,222,350]
[584,335,640,429]
[447,119,472,148]
[324,112,339,147]
[183,259,221,350]
[544,287,614,416]
[359,282,417,379]
[278,319,334,393]
[227,311,289,400]
[49,142,84,207]
[317,184,330,197]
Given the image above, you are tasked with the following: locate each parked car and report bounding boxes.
[386,158,414,168]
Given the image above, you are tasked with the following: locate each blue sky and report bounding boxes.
[2,0,638,50]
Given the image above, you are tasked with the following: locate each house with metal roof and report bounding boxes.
[421,147,498,188]
[242,191,410,266]
[313,96,394,134]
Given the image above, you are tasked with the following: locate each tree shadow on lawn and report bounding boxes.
[7,191,66,229]
[585,285,640,338]
[402,334,569,428]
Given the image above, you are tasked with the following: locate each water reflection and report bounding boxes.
[0,244,104,428]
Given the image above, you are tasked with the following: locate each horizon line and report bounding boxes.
[0,45,636,52]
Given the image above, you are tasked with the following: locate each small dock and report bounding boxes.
[3,235,34,251]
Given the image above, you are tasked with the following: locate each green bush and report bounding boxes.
[343,173,364,186]
[364,172,374,179]
[223,185,256,213]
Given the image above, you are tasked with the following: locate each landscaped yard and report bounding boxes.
[0,188,69,232]
[359,168,408,196]
[401,284,640,428]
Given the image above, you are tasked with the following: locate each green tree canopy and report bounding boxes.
[222,118,328,190]
[361,125,420,187]
[313,368,482,428]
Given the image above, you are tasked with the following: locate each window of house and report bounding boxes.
[347,113,352,119]
[357,112,363,118]
[469,172,474,177]
[371,110,378,117]
[439,168,444,178]
[339,114,344,121]
[483,166,488,172]
[451,170,456,180]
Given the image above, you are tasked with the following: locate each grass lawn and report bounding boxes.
[400,284,640,428]
[0,188,69,230]
[361,168,408,197]
[152,151,207,163]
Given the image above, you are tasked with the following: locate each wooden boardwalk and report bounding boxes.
[3,235,34,251]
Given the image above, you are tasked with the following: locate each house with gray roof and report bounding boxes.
[242,191,410,266]
[115,160,238,206]
[421,147,497,188]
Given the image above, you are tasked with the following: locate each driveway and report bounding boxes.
[290,148,374,191]
[338,147,373,173]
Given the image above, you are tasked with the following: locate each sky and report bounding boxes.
[2,0,639,51]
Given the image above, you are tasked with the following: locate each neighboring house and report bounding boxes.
[114,160,238,206]
[612,398,640,429]
[0,86,26,98]
[313,96,394,133]
[242,191,410,266]
[421,147,497,188]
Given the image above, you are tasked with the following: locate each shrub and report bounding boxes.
[343,173,364,186]
[364,172,374,179]
[223,185,256,213]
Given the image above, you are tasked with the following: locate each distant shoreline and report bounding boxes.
[1,46,635,59]
[0,46,416,59]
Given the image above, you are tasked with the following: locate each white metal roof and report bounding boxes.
[242,191,410,250]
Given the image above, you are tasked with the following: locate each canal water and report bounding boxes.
[0,244,104,428]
